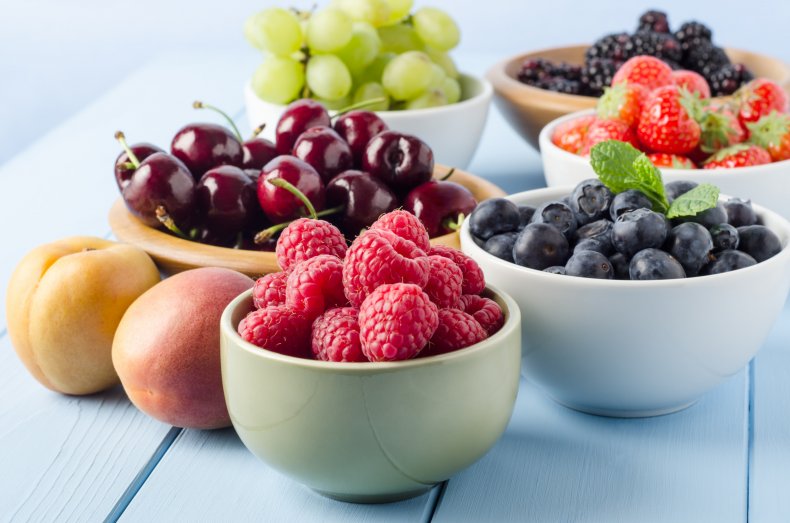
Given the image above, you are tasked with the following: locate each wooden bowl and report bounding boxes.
[108,166,507,278]
[486,44,790,150]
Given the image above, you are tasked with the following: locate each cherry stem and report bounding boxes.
[439,167,456,181]
[332,97,388,119]
[442,212,465,232]
[115,131,140,168]
[250,123,266,139]
[193,101,243,143]
[155,206,189,239]
[254,205,344,243]
[268,177,317,219]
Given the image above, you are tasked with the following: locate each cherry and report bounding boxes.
[243,132,278,170]
[293,126,353,183]
[195,165,264,242]
[333,110,388,166]
[326,170,399,236]
[257,155,326,223]
[171,121,243,180]
[404,177,477,238]
[114,142,163,190]
[362,131,434,192]
[275,99,330,155]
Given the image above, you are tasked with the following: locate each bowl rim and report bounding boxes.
[460,185,790,288]
[538,107,790,175]
[221,283,520,372]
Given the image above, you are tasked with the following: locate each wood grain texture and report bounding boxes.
[119,428,436,522]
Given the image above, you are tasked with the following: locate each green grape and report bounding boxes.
[427,63,447,89]
[377,24,424,54]
[353,52,395,85]
[426,48,459,79]
[243,8,303,56]
[252,56,305,104]
[382,0,413,25]
[332,0,390,27]
[412,7,460,52]
[336,22,381,75]
[405,89,448,110]
[306,8,353,53]
[440,77,461,104]
[353,82,390,111]
[382,51,433,101]
[314,95,351,111]
[306,54,352,101]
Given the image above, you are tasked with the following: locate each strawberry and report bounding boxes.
[612,55,673,92]
[671,70,711,99]
[578,119,639,156]
[596,83,648,127]
[697,105,746,153]
[703,144,772,169]
[747,111,790,162]
[551,114,597,154]
[737,78,789,126]
[636,85,701,155]
[646,153,696,169]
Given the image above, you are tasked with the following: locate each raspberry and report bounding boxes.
[423,309,487,357]
[311,307,365,362]
[459,294,504,335]
[359,283,439,361]
[286,255,347,321]
[275,218,347,271]
[424,255,463,308]
[343,229,429,307]
[369,210,430,252]
[428,245,485,295]
[238,305,311,358]
[252,272,288,308]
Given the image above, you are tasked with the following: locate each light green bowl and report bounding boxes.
[220,286,521,503]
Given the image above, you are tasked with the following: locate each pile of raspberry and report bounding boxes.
[238,210,504,362]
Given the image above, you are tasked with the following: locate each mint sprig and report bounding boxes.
[666,183,720,218]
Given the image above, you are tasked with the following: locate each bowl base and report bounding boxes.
[551,397,698,418]
[312,485,434,504]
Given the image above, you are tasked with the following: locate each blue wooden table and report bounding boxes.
[1,49,790,522]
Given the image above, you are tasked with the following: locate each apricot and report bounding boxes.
[112,267,253,429]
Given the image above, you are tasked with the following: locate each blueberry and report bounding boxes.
[484,232,519,262]
[673,202,728,229]
[723,198,758,227]
[665,222,713,276]
[737,225,782,262]
[569,179,613,225]
[573,236,613,256]
[469,198,521,240]
[513,223,570,270]
[544,266,567,275]
[629,248,686,280]
[710,223,739,252]
[530,200,578,237]
[565,250,614,279]
[518,205,536,229]
[665,180,698,202]
[608,252,631,280]
[612,208,669,258]
[574,219,613,243]
[610,189,652,220]
[700,250,757,275]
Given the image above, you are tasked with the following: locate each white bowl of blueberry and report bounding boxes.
[460,141,790,417]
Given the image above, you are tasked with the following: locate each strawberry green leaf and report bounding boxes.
[666,183,720,218]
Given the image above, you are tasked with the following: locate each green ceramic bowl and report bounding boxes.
[220,286,521,503]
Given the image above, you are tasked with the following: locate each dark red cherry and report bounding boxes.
[275,99,330,155]
[196,165,263,240]
[326,170,399,236]
[362,131,434,192]
[293,126,353,183]
[243,136,278,170]
[114,142,163,190]
[257,155,325,222]
[404,180,477,238]
[333,111,388,166]
[171,123,243,180]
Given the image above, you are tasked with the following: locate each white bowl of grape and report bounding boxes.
[242,2,492,168]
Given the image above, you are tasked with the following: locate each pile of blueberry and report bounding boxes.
[468,179,782,280]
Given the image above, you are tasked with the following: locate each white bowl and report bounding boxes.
[539,109,790,219]
[244,74,492,169]
[460,186,790,417]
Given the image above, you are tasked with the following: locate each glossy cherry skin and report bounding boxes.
[275,99,330,155]
[121,152,196,229]
[115,142,164,191]
[293,126,353,183]
[257,155,326,223]
[326,170,399,236]
[243,137,278,170]
[333,110,388,166]
[195,165,263,241]
[362,131,434,192]
[404,180,477,238]
[171,123,243,180]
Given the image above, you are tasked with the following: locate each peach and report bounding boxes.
[6,236,161,395]
[112,267,254,429]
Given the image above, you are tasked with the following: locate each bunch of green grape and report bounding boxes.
[244,0,461,111]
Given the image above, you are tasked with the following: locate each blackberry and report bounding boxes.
[542,77,583,95]
[517,58,554,85]
[550,62,583,81]
[637,10,670,33]
[624,31,682,64]
[681,40,730,78]
[674,21,713,48]
[580,58,620,97]
[709,63,754,96]
[585,32,631,63]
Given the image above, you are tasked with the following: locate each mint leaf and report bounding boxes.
[666,183,720,218]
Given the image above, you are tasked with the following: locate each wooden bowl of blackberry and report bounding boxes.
[486,9,790,150]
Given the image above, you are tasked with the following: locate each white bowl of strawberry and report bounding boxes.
[540,55,790,218]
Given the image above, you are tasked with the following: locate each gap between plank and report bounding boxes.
[421,481,448,523]
[746,360,756,522]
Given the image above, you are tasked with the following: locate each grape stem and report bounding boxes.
[193,101,244,143]
[114,131,140,168]
[155,206,189,239]
[268,177,318,219]
[254,205,344,243]
[441,212,465,232]
[332,97,389,119]
[439,167,456,181]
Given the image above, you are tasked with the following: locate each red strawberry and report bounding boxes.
[697,105,746,153]
[612,55,673,92]
[646,153,696,169]
[671,70,711,99]
[737,78,789,126]
[747,111,790,162]
[597,83,649,127]
[551,115,597,154]
[578,119,639,156]
[703,144,772,169]
[636,85,701,155]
